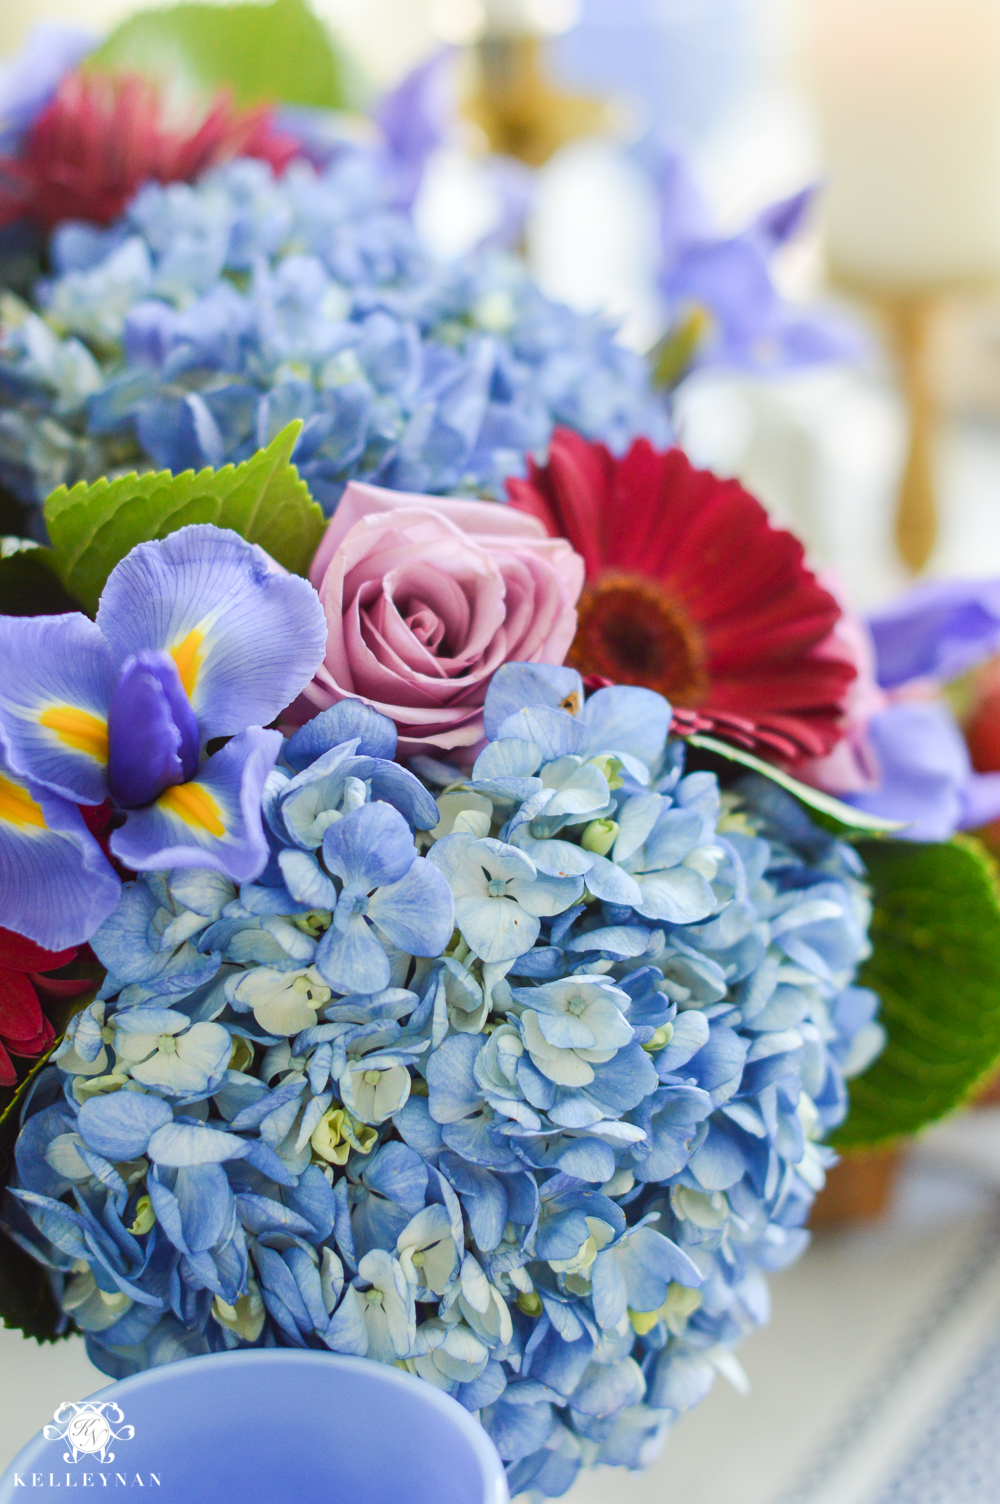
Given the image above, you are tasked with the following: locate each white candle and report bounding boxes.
[481,0,580,37]
[811,0,1000,290]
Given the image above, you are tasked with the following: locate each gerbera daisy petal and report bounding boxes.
[0,70,299,232]
[509,428,854,763]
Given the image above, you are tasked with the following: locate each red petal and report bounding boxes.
[30,975,94,1000]
[0,927,76,974]
[0,72,301,232]
[0,1044,16,1088]
[5,1016,55,1060]
[0,969,44,1041]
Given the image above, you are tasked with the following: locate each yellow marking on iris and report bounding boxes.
[38,707,109,762]
[171,629,204,700]
[0,772,46,829]
[158,781,225,837]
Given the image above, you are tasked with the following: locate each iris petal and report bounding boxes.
[0,613,115,804]
[95,525,327,740]
[110,727,281,883]
[107,652,200,808]
[0,759,120,949]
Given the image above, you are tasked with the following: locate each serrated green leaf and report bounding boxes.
[0,538,84,616]
[90,0,349,111]
[684,732,905,839]
[44,422,326,613]
[835,837,1000,1149]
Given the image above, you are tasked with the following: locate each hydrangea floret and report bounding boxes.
[4,658,880,1497]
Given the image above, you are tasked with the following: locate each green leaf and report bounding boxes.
[835,837,1000,1149]
[90,0,349,111]
[44,422,326,614]
[0,538,84,616]
[684,732,905,838]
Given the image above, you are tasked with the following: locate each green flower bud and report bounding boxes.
[581,818,619,856]
[128,1195,156,1236]
[588,754,624,790]
[642,1023,674,1054]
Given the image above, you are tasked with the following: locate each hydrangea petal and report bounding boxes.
[367,857,454,957]
[322,800,416,888]
[315,913,391,994]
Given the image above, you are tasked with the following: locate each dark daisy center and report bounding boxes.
[567,573,709,706]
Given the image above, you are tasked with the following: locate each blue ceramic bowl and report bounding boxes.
[0,1350,510,1504]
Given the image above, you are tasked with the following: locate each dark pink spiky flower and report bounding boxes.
[0,70,301,231]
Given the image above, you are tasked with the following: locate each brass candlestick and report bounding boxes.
[884,292,939,574]
[463,33,610,168]
[834,277,957,576]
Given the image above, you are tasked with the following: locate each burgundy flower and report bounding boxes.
[0,70,301,231]
[0,929,91,1088]
[507,428,856,763]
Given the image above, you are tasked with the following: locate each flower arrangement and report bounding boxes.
[4,408,1000,1496]
[1,502,879,1496]
[3,9,1000,1493]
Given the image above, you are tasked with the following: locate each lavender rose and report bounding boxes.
[301,482,584,754]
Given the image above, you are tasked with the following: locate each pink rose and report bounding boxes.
[300,481,584,754]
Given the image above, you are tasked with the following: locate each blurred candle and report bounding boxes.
[480,0,580,37]
[812,0,1000,290]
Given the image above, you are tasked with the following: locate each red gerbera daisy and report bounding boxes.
[506,428,855,763]
[0,929,93,1088]
[0,70,301,232]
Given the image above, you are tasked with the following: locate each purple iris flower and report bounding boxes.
[840,580,1000,841]
[648,146,862,374]
[0,525,327,949]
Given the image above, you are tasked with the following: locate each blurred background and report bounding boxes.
[8,0,1000,611]
[6,1,1000,1500]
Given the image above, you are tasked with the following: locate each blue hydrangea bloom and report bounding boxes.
[5,664,881,1497]
[0,149,669,532]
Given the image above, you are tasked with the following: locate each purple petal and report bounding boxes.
[108,651,199,808]
[960,772,1000,831]
[840,703,968,841]
[648,146,714,270]
[0,755,120,948]
[95,525,327,741]
[110,727,281,882]
[374,48,456,209]
[867,579,1000,689]
[752,185,818,250]
[0,24,94,145]
[0,612,115,804]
